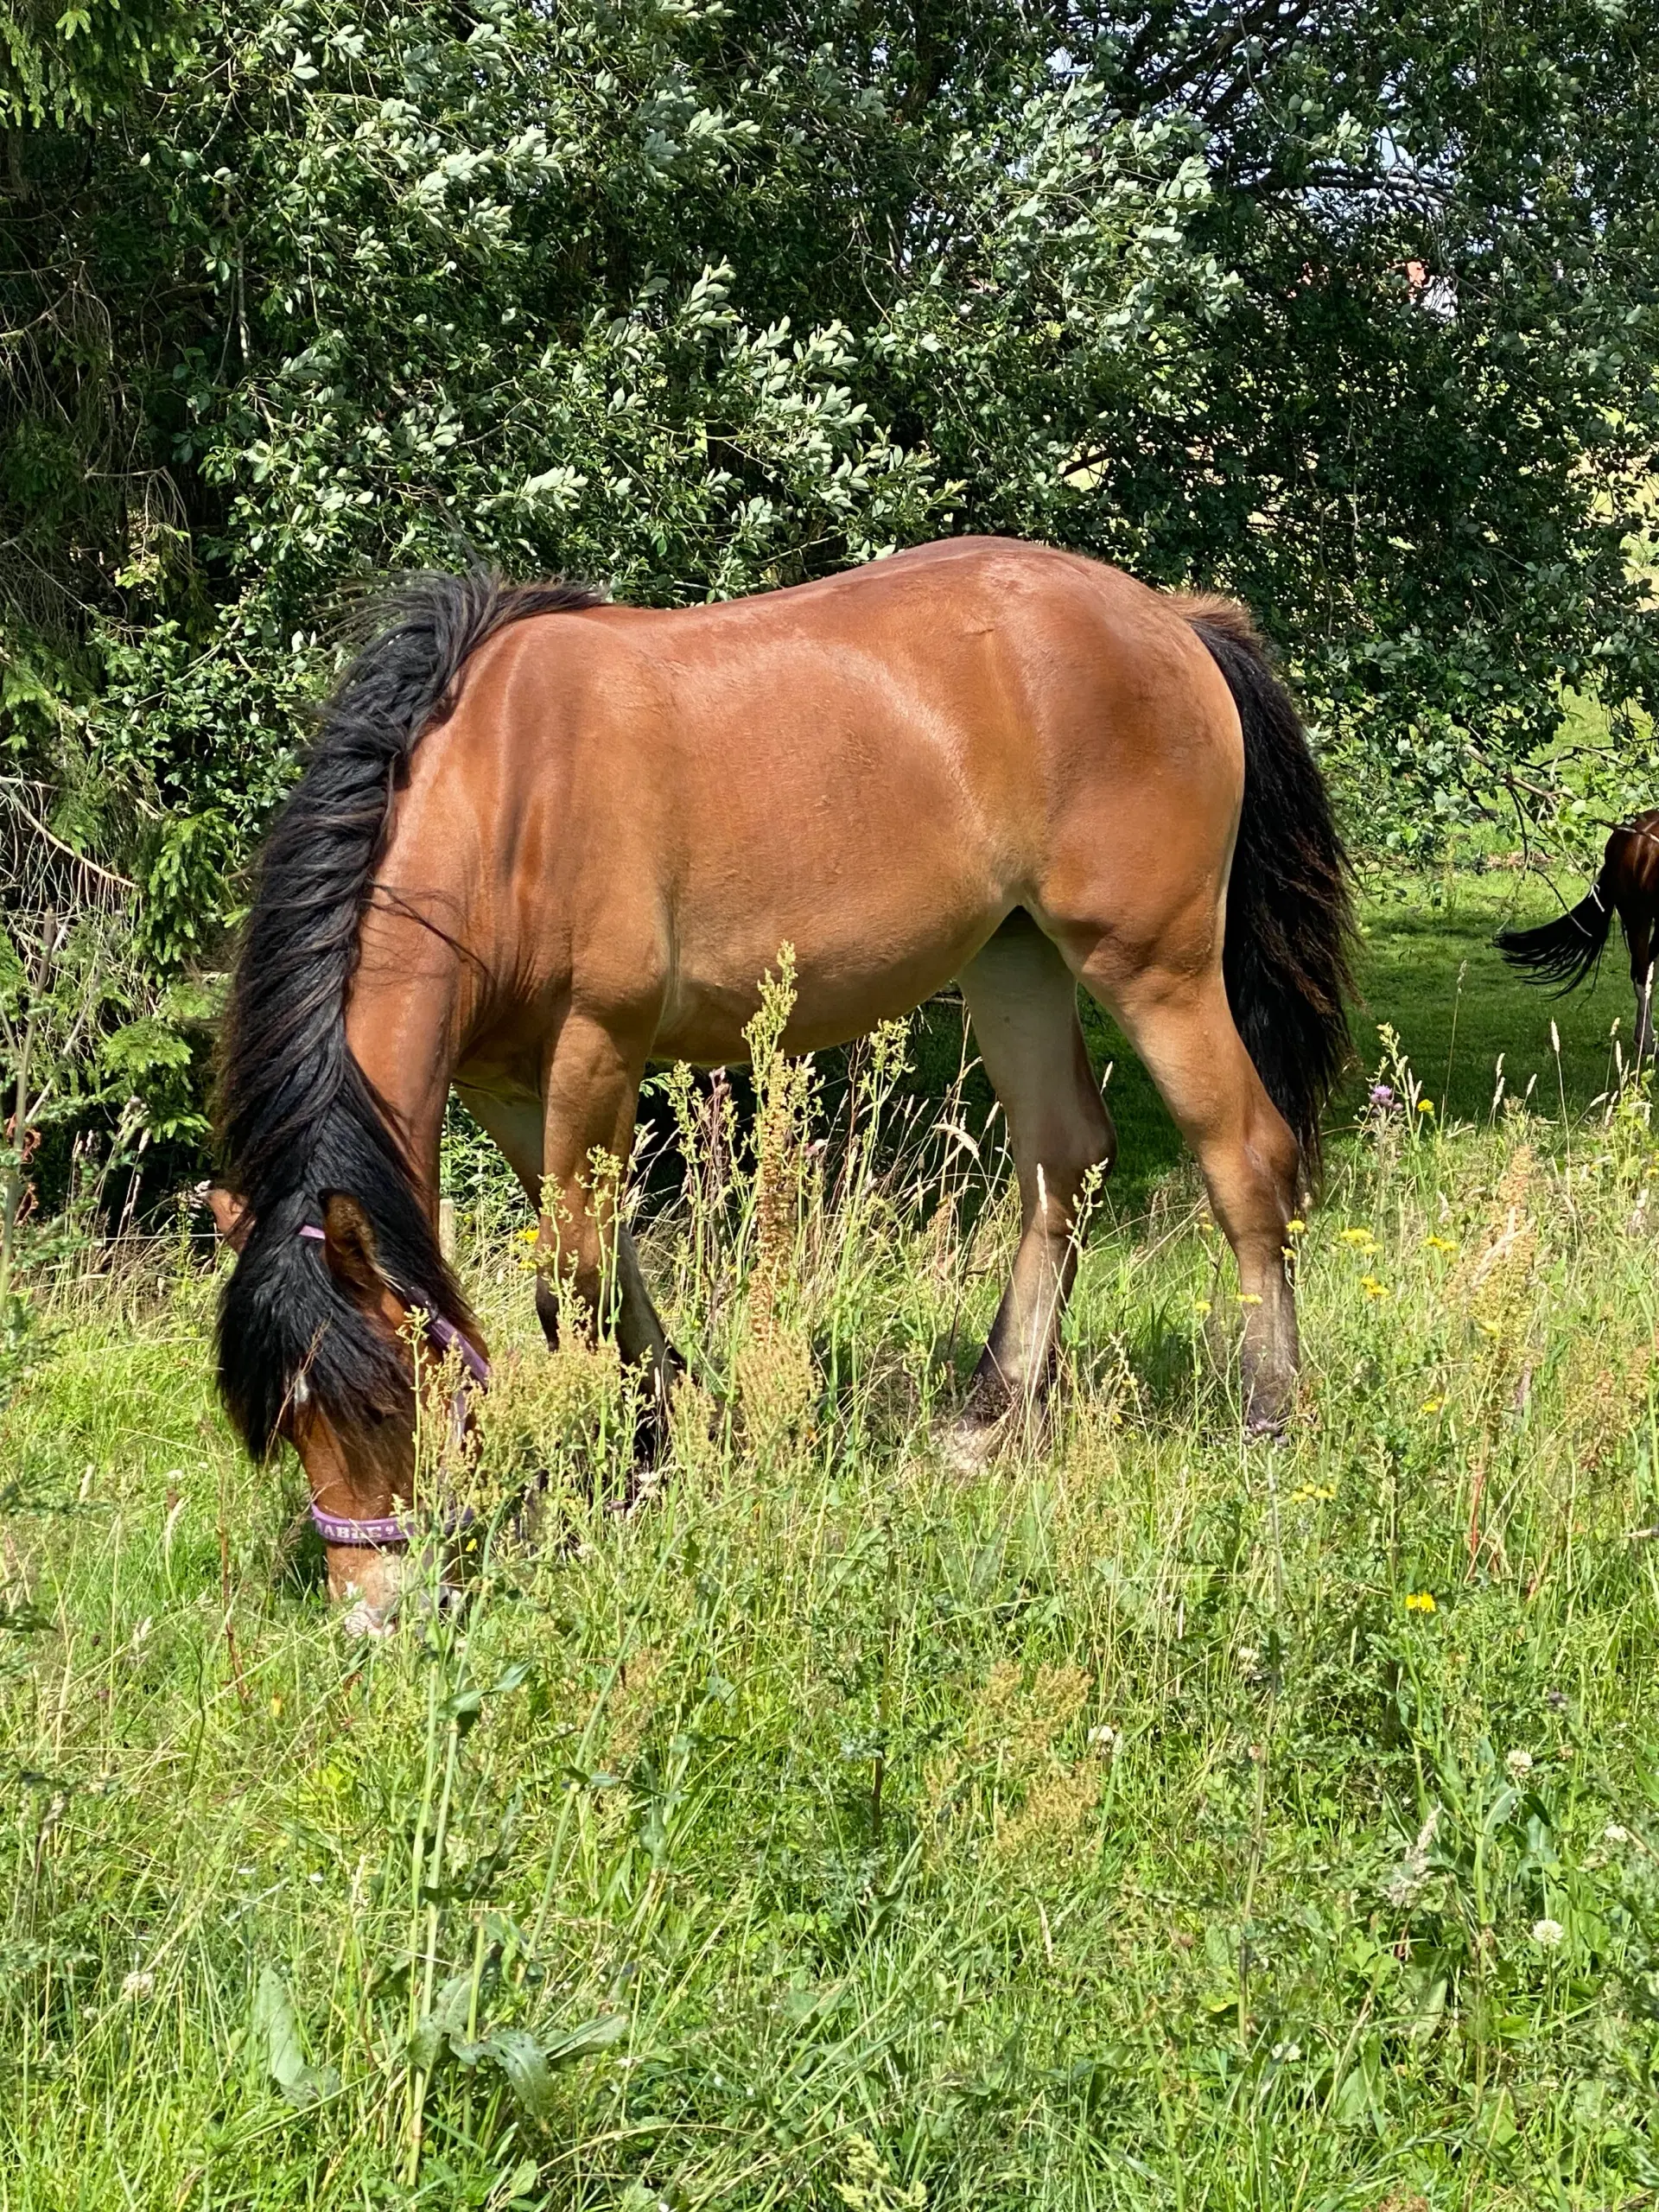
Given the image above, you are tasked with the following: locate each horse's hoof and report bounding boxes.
[605,1465,664,1521]
[1243,1402,1289,1442]
[940,1416,1001,1477]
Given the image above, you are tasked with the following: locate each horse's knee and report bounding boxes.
[1021,1089,1115,1225]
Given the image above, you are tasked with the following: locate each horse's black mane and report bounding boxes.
[216,569,602,1457]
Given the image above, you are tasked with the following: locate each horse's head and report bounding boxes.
[207,1185,488,1630]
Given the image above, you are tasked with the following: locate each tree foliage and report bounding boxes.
[3,0,1658,1153]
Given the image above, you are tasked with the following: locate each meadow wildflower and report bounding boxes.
[1422,1235,1458,1253]
[1360,1275,1389,1299]
[1383,1808,1440,1908]
[1404,1591,1437,1613]
[1505,1747,1534,1780]
[1285,1217,1306,1236]
[1290,1483,1335,1503]
[1604,1823,1632,1846]
[1193,1298,1211,1317]
[1086,1723,1121,1760]
[1339,1227,1376,1247]
[1421,1396,1445,1414]
[121,1971,155,2001]
[1418,1099,1435,1116]
[1370,1084,1395,1107]
[1530,1917,1565,1949]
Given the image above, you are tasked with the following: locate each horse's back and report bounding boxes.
[407,537,1245,1060]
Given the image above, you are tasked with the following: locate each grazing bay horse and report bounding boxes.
[1496,810,1659,1059]
[214,537,1353,1622]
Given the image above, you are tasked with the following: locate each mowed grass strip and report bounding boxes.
[3,875,1659,2211]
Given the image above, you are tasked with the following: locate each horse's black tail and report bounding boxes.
[1494,877,1612,993]
[1181,598,1356,1179]
[215,569,601,1459]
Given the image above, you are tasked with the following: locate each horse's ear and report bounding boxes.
[320,1192,387,1300]
[205,1185,254,1255]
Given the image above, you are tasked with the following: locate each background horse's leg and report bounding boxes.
[951,912,1116,1459]
[1092,960,1301,1432]
[1624,910,1654,1063]
[537,1014,678,1451]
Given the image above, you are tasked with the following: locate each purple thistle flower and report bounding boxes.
[1370,1084,1395,1107]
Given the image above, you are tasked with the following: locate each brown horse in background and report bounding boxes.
[1496,810,1659,1058]
[213,537,1353,1623]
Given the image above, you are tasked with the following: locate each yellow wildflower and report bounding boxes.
[1285,1217,1306,1236]
[1422,1235,1458,1253]
[1360,1275,1390,1299]
[1290,1482,1336,1503]
[1404,1591,1437,1613]
[1339,1227,1376,1247]
[1421,1396,1445,1414]
[1418,1099,1435,1116]
[1193,1298,1211,1318]
[1239,1293,1262,1306]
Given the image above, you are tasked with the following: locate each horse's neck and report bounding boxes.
[345,897,472,1212]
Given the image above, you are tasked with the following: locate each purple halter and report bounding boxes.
[308,1500,477,1548]
[295,1222,491,1548]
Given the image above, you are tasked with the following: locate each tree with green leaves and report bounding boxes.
[3,0,1657,1169]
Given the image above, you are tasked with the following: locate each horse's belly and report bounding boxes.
[615,645,1033,1061]
[651,889,1005,1065]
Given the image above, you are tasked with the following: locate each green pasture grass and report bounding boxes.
[5,877,1659,2210]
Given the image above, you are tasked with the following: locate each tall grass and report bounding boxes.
[5,995,1659,2209]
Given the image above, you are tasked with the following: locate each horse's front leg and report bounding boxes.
[537,1014,679,1462]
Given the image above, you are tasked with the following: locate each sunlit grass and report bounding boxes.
[5,891,1659,2209]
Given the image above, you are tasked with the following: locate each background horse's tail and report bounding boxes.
[1181,597,1356,1176]
[1494,873,1613,992]
[216,569,600,1457]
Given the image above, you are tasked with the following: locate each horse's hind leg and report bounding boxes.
[1089,957,1300,1432]
[951,911,1116,1460]
[537,1015,679,1457]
